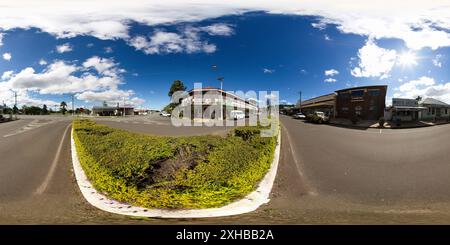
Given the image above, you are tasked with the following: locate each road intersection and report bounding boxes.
[2,115,450,224]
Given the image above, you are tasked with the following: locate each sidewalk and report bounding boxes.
[329,118,450,129]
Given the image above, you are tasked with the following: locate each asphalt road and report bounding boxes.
[2,114,450,224]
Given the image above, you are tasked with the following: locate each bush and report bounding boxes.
[73,119,277,209]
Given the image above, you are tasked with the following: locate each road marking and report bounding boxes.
[3,119,58,138]
[34,123,71,195]
[281,123,318,196]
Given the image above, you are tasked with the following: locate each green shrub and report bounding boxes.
[72,119,277,209]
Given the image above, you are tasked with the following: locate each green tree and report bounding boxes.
[42,104,48,115]
[168,80,186,97]
[60,101,67,115]
[164,80,187,114]
[12,105,18,114]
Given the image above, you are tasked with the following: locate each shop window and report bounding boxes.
[351,90,364,98]
[368,90,380,96]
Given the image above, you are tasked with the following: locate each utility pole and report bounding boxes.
[123,97,126,117]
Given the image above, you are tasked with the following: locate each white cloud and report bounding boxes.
[82,56,122,76]
[0,1,448,52]
[56,43,73,53]
[324,34,331,41]
[129,26,221,54]
[104,46,113,53]
[39,59,47,65]
[324,78,337,83]
[0,33,3,46]
[1,71,14,80]
[76,89,145,106]
[394,76,450,103]
[3,52,12,61]
[1,56,144,106]
[263,68,275,74]
[311,22,327,30]
[200,23,234,36]
[432,54,443,68]
[350,39,397,79]
[324,69,339,76]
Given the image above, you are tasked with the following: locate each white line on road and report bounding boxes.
[34,123,71,195]
[281,123,318,196]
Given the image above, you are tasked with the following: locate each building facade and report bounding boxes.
[335,85,387,120]
[299,93,336,117]
[419,98,450,121]
[385,98,426,122]
[92,105,134,116]
[180,87,258,119]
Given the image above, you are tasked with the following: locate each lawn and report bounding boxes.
[72,119,278,209]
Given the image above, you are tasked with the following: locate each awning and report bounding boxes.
[392,106,427,111]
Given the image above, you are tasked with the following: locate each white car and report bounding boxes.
[293,113,306,119]
[230,110,245,120]
[160,111,171,117]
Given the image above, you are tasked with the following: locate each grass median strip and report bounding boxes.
[72,119,277,209]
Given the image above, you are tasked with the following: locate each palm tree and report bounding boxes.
[60,101,67,115]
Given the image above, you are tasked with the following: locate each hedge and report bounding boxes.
[72,119,277,209]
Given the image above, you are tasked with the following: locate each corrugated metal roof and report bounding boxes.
[421,98,450,107]
[301,93,336,106]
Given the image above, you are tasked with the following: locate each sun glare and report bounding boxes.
[398,51,418,66]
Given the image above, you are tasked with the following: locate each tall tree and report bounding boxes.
[60,101,67,115]
[168,80,186,98]
[42,104,48,115]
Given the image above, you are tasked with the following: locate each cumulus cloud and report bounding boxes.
[3,52,12,61]
[1,56,143,106]
[56,43,73,53]
[394,76,450,103]
[76,89,145,106]
[0,1,448,52]
[128,24,229,54]
[199,23,234,36]
[1,71,14,80]
[324,69,339,76]
[263,68,275,74]
[0,33,3,46]
[432,54,443,68]
[324,78,337,83]
[350,39,397,79]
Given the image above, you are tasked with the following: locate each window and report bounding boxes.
[351,90,364,98]
[341,107,349,111]
[368,89,380,96]
[369,106,377,111]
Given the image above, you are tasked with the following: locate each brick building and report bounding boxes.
[335,85,387,120]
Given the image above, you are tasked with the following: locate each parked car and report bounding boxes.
[306,111,329,124]
[292,112,306,119]
[160,111,171,117]
[230,110,245,120]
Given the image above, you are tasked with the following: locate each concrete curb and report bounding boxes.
[71,128,281,218]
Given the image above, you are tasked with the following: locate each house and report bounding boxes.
[385,98,427,122]
[419,98,450,121]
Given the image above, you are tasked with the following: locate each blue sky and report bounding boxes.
[1,1,449,110]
